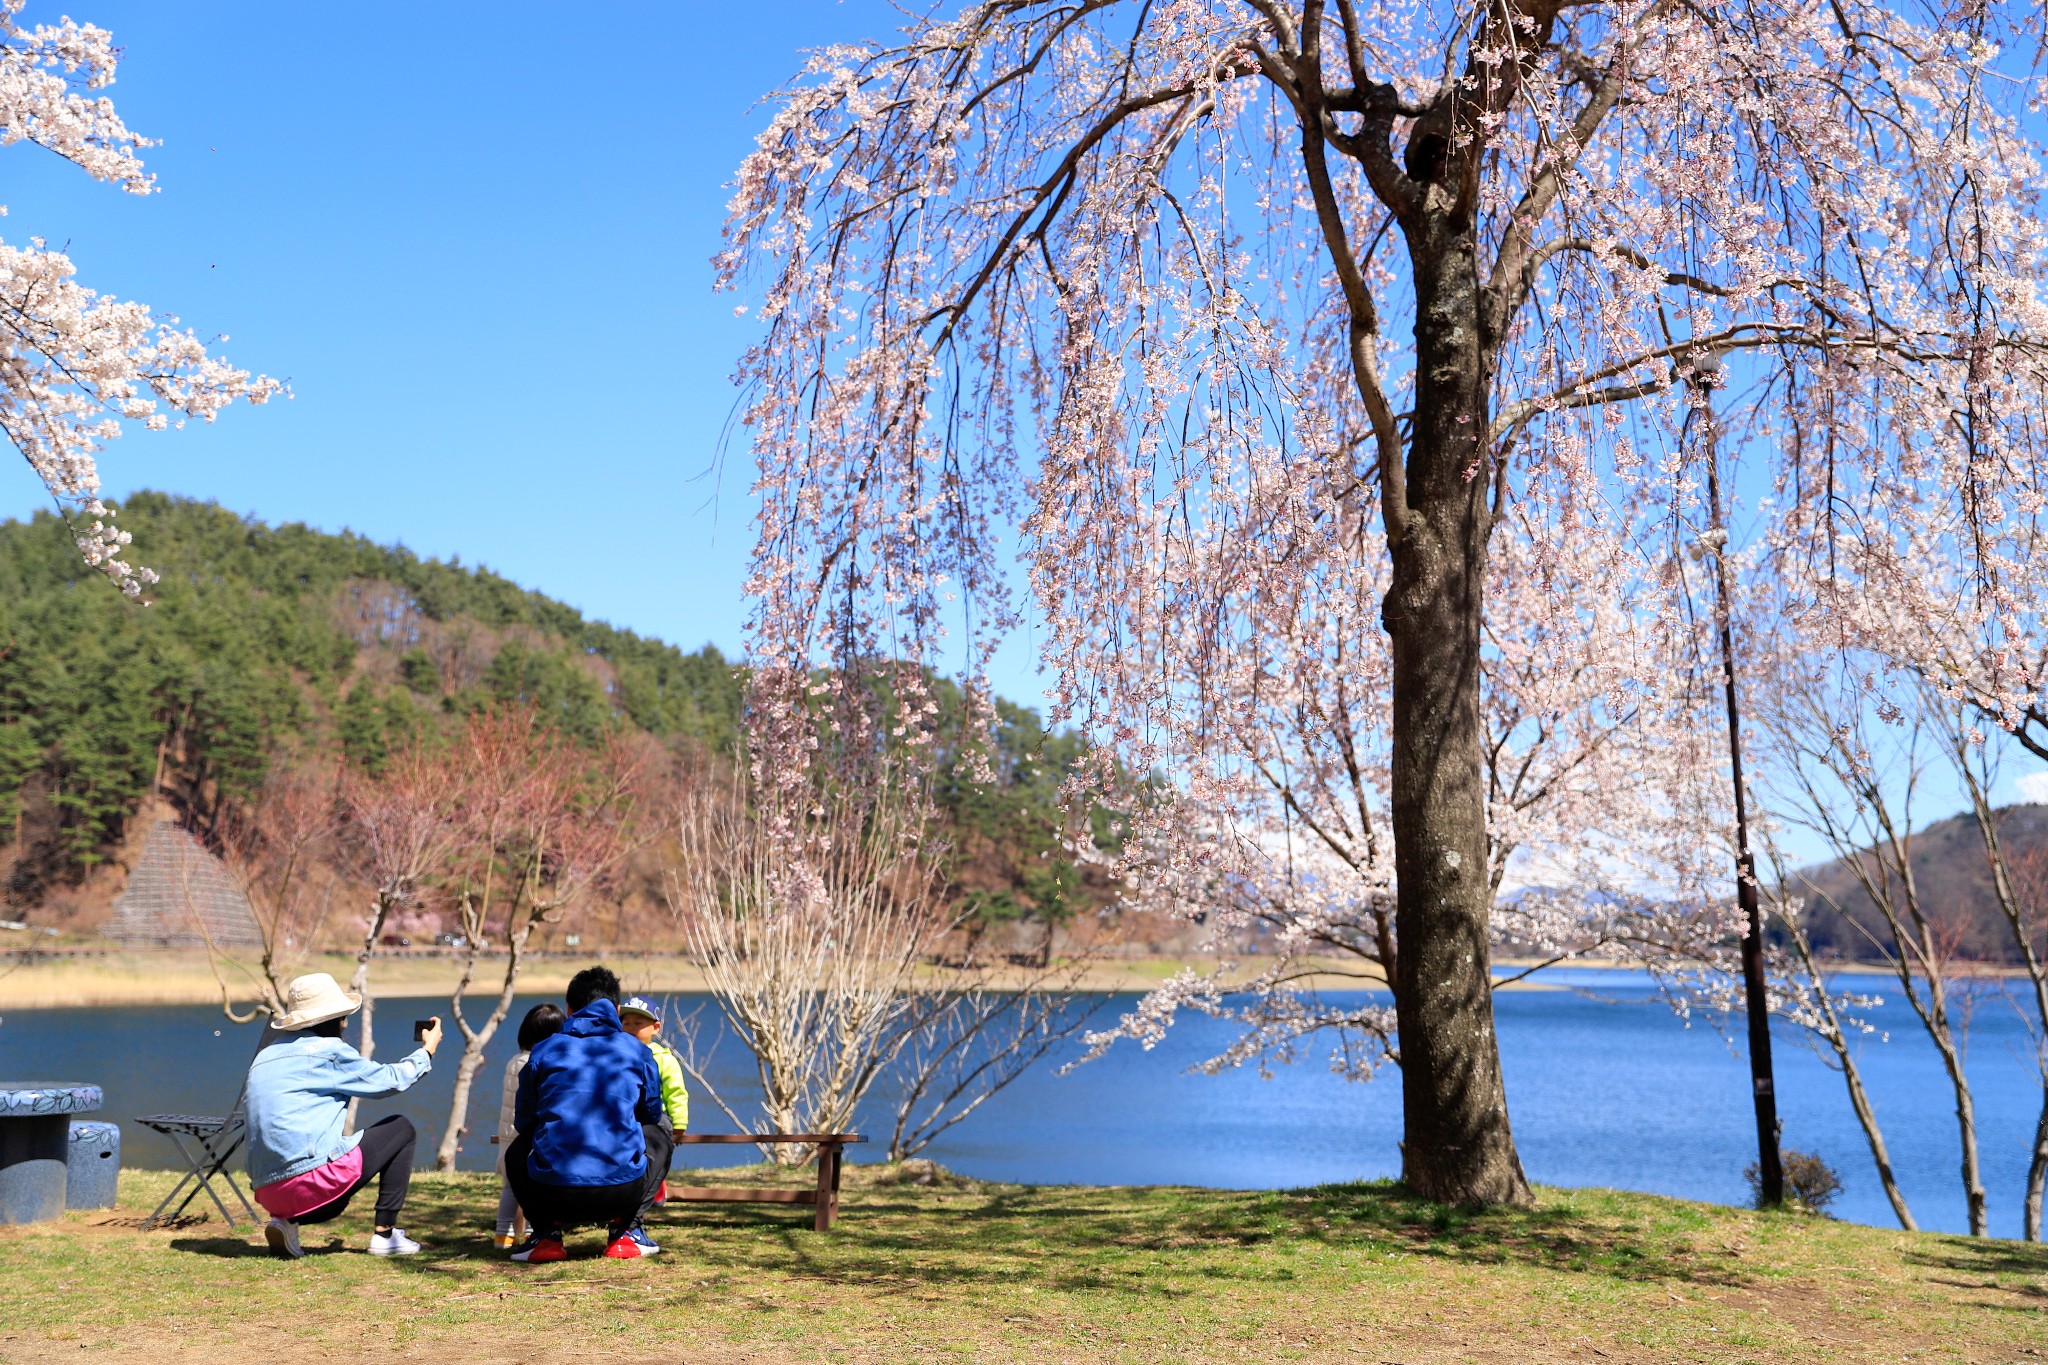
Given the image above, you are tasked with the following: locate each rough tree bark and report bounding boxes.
[1371,91,1532,1200]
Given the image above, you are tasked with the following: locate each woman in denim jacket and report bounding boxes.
[243,972,442,1259]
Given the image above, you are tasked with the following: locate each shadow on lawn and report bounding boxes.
[1900,1235,2048,1289]
[163,1174,2048,1303]
[626,1180,1775,1295]
[171,1234,349,1258]
[904,1181,1770,1291]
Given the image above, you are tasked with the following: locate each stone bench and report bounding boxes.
[0,1083,103,1224]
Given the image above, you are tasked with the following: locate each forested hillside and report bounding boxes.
[0,494,1102,931]
[1791,803,2048,966]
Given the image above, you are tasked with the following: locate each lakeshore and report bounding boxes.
[0,1166,2038,1364]
[0,948,1412,1010]
[1,945,1879,1011]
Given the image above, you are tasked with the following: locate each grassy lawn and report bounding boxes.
[0,1165,2042,1364]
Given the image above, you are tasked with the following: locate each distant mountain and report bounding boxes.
[1789,804,2048,965]
[0,492,743,914]
[0,493,1105,935]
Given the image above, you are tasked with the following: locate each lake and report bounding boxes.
[2,968,2040,1238]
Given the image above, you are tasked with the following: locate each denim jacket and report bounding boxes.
[244,1032,431,1187]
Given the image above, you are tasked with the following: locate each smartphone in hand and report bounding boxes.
[413,1019,435,1041]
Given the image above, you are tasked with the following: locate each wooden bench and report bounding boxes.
[667,1133,864,1232]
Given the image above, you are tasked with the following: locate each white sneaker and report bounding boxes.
[369,1227,421,1256]
[263,1217,304,1259]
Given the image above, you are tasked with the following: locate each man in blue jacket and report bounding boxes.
[504,965,672,1262]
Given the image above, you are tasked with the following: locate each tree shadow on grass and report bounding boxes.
[1237,1181,1769,1287]
[726,1180,1772,1295]
[580,1180,1760,1298]
[158,1173,2012,1305]
[1899,1235,2048,1288]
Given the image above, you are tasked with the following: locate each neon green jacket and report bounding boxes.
[645,1038,688,1132]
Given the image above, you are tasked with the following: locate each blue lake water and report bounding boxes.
[1,968,2040,1238]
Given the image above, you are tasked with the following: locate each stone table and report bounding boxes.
[0,1083,103,1224]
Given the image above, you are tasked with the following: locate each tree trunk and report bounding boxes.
[1835,1037,1917,1232]
[344,896,391,1137]
[1940,1028,1990,1237]
[434,927,530,1171]
[1785,915,1916,1229]
[1693,379,1785,1207]
[437,1043,491,1173]
[1382,211,1531,1208]
[1918,969,1988,1235]
[2026,1091,2047,1242]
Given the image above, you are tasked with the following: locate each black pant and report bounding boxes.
[296,1115,415,1229]
[636,1122,677,1223]
[505,1123,673,1238]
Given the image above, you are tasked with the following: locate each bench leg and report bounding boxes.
[812,1142,844,1232]
[813,1146,830,1232]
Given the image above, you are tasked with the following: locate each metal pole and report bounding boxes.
[1696,364,1785,1208]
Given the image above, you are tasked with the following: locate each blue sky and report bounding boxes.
[1,0,916,675]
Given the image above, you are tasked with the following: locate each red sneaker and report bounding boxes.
[511,1238,566,1264]
[657,1180,669,1204]
[603,1232,644,1260]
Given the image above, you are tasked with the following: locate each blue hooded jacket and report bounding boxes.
[515,997,664,1187]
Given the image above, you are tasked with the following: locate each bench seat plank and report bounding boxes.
[673,1133,865,1145]
[667,1186,818,1205]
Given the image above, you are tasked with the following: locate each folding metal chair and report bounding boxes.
[135,1098,258,1230]
[136,1032,268,1231]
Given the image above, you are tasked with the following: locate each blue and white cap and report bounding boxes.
[618,995,662,1027]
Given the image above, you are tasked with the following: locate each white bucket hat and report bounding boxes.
[273,972,362,1031]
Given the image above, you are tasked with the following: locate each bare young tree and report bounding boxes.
[1757,840,1916,1232]
[1942,718,2048,1240]
[670,766,950,1165]
[1624,843,1911,1230]
[187,762,342,1023]
[1756,670,1989,1235]
[433,708,646,1171]
[887,934,1108,1162]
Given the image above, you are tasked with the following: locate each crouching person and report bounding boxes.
[245,972,440,1259]
[504,966,672,1262]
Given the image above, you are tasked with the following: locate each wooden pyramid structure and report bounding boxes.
[103,820,264,948]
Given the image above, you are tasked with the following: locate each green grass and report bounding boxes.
[2,1166,2043,1363]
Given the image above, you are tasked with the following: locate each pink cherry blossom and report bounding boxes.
[0,3,279,594]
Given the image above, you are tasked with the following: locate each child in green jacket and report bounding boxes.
[618,996,686,1252]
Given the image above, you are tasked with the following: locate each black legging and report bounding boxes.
[295,1115,415,1229]
[505,1123,673,1239]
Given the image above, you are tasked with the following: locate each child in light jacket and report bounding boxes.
[617,995,687,1252]
[494,1002,564,1248]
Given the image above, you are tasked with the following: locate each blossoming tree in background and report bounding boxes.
[1072,500,1730,1079]
[723,0,2048,1205]
[1741,300,2048,1237]
[0,3,278,592]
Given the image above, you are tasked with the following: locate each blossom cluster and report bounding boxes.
[0,2,278,594]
